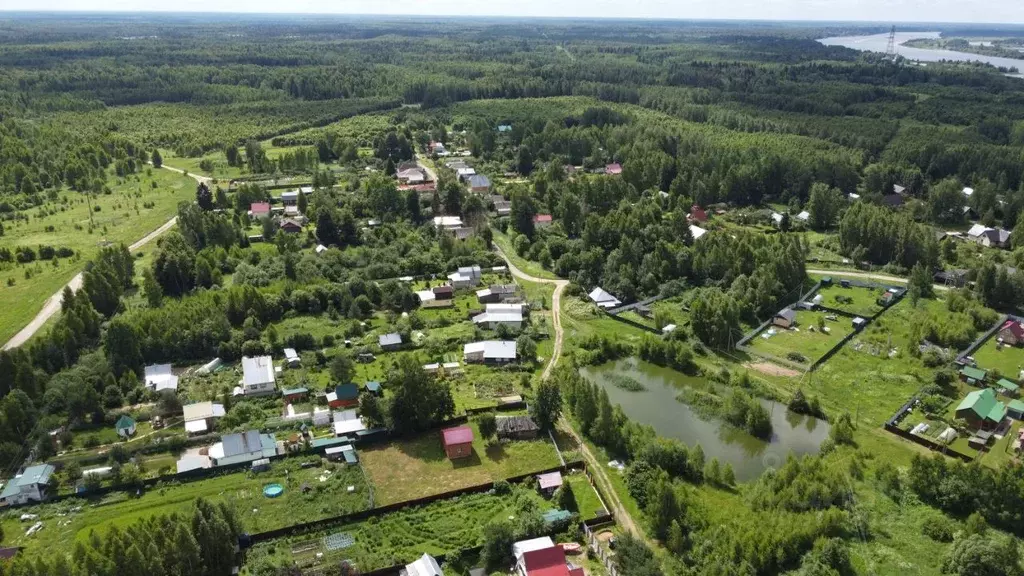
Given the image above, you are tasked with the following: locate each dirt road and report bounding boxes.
[2,164,208,351]
[806,268,949,291]
[494,245,645,539]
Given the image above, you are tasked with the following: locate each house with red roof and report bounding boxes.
[250,202,271,218]
[514,537,584,576]
[605,163,622,175]
[999,319,1024,346]
[689,205,708,223]
[533,214,553,228]
[441,425,474,460]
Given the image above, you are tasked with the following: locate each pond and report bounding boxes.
[580,358,830,482]
[818,31,1024,75]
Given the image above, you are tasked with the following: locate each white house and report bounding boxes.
[473,311,523,330]
[182,401,226,435]
[0,464,55,506]
[283,348,301,367]
[209,431,277,467]
[448,265,482,289]
[464,341,517,364]
[240,356,276,396]
[796,211,810,222]
[333,409,367,436]
[588,287,621,309]
[143,364,178,392]
[486,302,526,314]
[402,553,443,576]
[433,215,464,230]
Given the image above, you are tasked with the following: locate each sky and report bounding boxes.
[3,0,1024,24]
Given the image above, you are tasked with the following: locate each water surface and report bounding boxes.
[819,31,1023,74]
[580,358,830,482]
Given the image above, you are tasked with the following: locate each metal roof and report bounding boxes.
[221,430,262,458]
[464,340,517,360]
[379,333,402,346]
[442,425,474,446]
[242,356,275,387]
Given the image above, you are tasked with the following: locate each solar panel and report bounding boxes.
[323,532,355,551]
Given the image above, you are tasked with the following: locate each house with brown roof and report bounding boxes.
[999,319,1024,346]
[279,218,303,233]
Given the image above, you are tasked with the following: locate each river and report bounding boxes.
[580,358,830,482]
[819,31,1023,74]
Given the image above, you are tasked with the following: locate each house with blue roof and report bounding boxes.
[0,464,55,506]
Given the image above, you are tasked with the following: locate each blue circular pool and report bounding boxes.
[263,483,284,498]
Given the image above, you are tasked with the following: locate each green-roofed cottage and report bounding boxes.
[955,388,1007,430]
[996,378,1020,396]
[115,414,136,438]
[1008,399,1024,420]
[959,366,987,385]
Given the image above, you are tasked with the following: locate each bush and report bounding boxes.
[922,517,955,542]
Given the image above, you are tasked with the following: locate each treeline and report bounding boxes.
[0,498,240,576]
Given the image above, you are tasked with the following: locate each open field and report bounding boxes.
[564,471,606,520]
[815,284,886,317]
[359,420,562,504]
[747,310,853,365]
[972,337,1024,380]
[246,484,556,574]
[0,455,370,553]
[0,168,193,344]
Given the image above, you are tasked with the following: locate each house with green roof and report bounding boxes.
[115,414,136,438]
[996,378,1020,397]
[1008,399,1024,420]
[959,366,988,385]
[0,464,55,506]
[955,388,1007,430]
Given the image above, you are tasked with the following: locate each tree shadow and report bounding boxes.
[451,449,483,469]
[484,442,508,463]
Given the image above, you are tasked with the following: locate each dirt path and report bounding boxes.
[805,268,949,292]
[494,244,645,539]
[2,164,207,351]
[745,361,802,378]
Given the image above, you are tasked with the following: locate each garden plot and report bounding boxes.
[972,337,1024,382]
[359,420,562,504]
[748,310,853,366]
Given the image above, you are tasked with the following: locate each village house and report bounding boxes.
[365,381,382,396]
[996,378,1020,397]
[449,265,482,288]
[955,388,1007,431]
[513,537,584,576]
[333,409,367,436]
[477,284,518,304]
[280,190,299,205]
[441,425,474,460]
[959,365,988,385]
[416,289,454,308]
[689,224,707,241]
[588,287,621,309]
[773,308,797,328]
[605,163,622,175]
[283,348,301,368]
[249,202,271,218]
[115,415,136,438]
[492,197,512,216]
[456,167,477,182]
[143,364,178,392]
[468,174,491,193]
[279,218,303,233]
[0,464,55,506]
[496,415,540,440]
[402,553,443,576]
[998,319,1024,346]
[433,285,455,300]
[536,471,563,496]
[327,383,360,409]
[533,214,553,228]
[433,215,464,230]
[429,141,447,156]
[379,333,403,351]
[464,340,517,364]
[486,302,527,315]
[968,224,1012,249]
[397,167,426,184]
[240,355,276,396]
[209,430,277,467]
[183,401,226,435]
[282,387,308,403]
[473,310,523,330]
[796,211,810,222]
[689,205,708,223]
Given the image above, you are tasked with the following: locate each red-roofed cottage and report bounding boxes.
[441,425,474,460]
[519,546,584,576]
[533,214,553,228]
[250,202,271,217]
[690,205,708,223]
[1000,320,1024,346]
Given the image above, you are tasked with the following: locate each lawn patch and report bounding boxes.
[747,310,854,366]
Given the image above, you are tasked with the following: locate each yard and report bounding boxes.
[747,310,854,366]
[0,455,370,553]
[0,167,194,344]
[244,484,557,574]
[359,420,562,504]
[972,337,1024,381]
[564,471,606,520]
[815,284,886,317]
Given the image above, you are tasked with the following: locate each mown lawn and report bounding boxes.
[816,284,885,317]
[748,310,853,365]
[0,167,193,344]
[972,337,1024,380]
[1,455,370,553]
[359,420,561,504]
[564,471,605,520]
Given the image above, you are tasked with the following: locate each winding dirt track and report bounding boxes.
[494,245,644,539]
[2,165,210,351]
